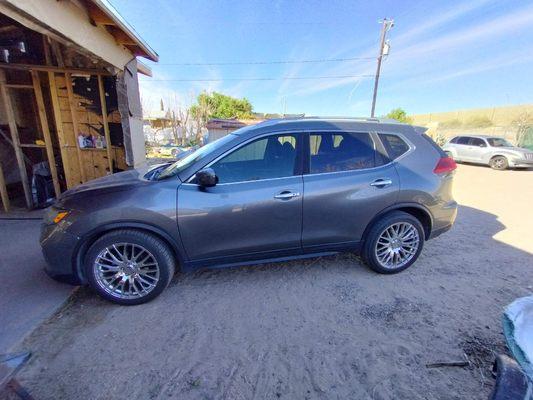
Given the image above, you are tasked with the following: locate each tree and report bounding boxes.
[385,108,413,124]
[190,91,253,122]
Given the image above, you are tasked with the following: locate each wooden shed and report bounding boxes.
[0,0,158,211]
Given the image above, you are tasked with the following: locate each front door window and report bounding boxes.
[211,134,298,183]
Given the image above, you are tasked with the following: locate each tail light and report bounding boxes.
[433,157,457,175]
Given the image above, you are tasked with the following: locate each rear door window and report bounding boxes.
[309,132,376,173]
[469,137,486,147]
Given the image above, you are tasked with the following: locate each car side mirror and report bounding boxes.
[479,143,487,147]
[196,168,218,187]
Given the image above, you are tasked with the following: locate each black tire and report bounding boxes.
[489,156,508,170]
[362,211,425,274]
[85,230,175,305]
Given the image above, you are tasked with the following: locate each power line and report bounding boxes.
[153,56,375,66]
[140,74,374,82]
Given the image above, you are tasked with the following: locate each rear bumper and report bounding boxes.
[428,200,458,240]
[40,223,83,285]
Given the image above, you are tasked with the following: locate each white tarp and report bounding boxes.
[505,296,533,378]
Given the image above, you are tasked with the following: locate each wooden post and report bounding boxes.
[97,75,113,174]
[0,162,10,213]
[65,72,87,182]
[31,70,61,198]
[0,70,32,208]
[48,71,72,188]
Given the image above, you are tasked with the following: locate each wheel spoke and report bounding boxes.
[375,222,420,269]
[94,243,160,300]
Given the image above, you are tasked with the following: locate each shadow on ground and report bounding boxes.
[2,205,532,400]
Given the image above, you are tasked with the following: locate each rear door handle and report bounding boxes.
[274,191,300,200]
[370,179,392,188]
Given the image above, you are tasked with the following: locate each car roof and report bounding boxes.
[453,134,503,139]
[232,117,420,138]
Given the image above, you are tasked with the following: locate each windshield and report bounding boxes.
[157,134,237,180]
[487,138,513,147]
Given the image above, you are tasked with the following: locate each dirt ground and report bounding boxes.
[4,164,533,400]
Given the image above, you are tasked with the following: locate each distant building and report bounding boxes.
[206,113,305,143]
[205,118,256,143]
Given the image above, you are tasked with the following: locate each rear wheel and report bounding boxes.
[489,156,508,170]
[85,230,175,305]
[362,211,425,274]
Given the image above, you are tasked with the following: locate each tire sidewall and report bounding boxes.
[85,230,175,305]
[490,156,508,170]
[363,212,425,274]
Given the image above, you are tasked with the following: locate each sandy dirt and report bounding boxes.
[3,164,533,400]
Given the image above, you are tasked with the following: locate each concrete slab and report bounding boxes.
[0,219,73,352]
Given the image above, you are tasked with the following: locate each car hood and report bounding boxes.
[59,164,167,200]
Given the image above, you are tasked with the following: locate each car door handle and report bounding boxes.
[370,179,393,188]
[274,191,300,200]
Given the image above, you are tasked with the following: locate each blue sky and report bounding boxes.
[111,0,533,116]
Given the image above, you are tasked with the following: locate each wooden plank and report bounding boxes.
[97,75,114,174]
[5,84,33,89]
[31,70,61,198]
[0,70,32,208]
[0,63,110,76]
[0,163,10,213]
[65,72,87,183]
[48,71,73,189]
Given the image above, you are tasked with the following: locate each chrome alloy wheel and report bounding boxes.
[375,222,420,269]
[94,243,160,300]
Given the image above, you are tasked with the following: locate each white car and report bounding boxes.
[442,135,533,170]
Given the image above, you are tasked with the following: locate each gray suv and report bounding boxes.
[41,118,458,304]
[442,135,533,170]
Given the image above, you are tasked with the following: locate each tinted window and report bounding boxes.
[469,137,486,147]
[379,134,410,159]
[456,136,471,145]
[487,137,513,147]
[450,137,460,144]
[211,134,297,183]
[309,132,375,173]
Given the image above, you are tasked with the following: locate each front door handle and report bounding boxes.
[370,179,392,188]
[274,191,300,200]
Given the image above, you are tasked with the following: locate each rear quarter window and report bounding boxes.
[379,134,410,160]
[421,133,447,157]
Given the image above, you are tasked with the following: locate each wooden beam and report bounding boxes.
[65,72,87,183]
[107,27,137,45]
[5,84,33,89]
[97,75,114,174]
[49,39,65,68]
[31,71,61,198]
[0,70,32,209]
[0,63,111,76]
[0,162,10,213]
[48,71,73,189]
[86,5,116,26]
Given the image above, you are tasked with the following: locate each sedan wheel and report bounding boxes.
[94,243,161,300]
[362,211,425,274]
[375,222,420,270]
[490,156,508,170]
[85,230,175,305]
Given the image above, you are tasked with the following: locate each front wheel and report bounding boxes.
[362,211,425,274]
[85,230,175,305]
[489,156,508,170]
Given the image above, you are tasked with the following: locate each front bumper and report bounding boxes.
[509,158,533,168]
[40,223,83,285]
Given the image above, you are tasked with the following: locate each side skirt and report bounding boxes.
[182,241,361,272]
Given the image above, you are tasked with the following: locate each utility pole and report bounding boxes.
[370,18,394,118]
